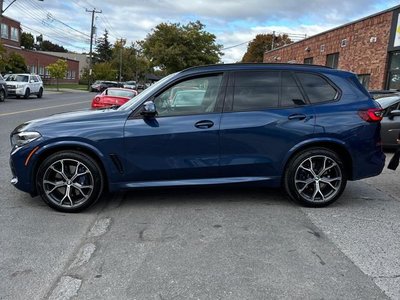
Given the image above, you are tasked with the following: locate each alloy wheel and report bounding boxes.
[42,158,94,208]
[294,155,342,203]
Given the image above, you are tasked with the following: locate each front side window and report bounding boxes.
[233,71,279,111]
[153,74,222,117]
[296,72,338,103]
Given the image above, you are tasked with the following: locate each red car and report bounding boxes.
[91,88,137,109]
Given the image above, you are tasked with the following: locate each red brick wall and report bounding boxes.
[263,11,393,90]
[5,46,79,84]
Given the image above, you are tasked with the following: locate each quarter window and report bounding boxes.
[296,73,338,103]
[233,71,279,111]
[153,74,222,117]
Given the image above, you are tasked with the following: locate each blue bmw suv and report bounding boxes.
[10,64,385,212]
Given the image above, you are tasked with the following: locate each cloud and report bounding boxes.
[3,0,398,63]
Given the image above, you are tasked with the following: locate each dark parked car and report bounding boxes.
[10,63,385,212]
[0,74,8,102]
[374,94,400,148]
[90,80,122,92]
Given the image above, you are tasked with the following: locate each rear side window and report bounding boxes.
[281,72,305,107]
[296,72,338,103]
[233,71,279,111]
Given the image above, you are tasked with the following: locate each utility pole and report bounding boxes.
[118,38,126,82]
[86,8,101,90]
[271,31,276,50]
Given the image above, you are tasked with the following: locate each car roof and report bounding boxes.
[178,63,348,76]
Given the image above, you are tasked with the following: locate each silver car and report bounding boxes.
[374,94,400,148]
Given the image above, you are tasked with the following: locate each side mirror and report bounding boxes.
[141,101,157,117]
[389,109,400,120]
[30,80,35,83]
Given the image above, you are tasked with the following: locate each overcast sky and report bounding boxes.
[3,0,399,62]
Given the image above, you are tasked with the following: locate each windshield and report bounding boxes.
[106,89,136,98]
[118,73,177,111]
[6,75,29,82]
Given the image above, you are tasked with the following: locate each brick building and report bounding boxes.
[1,15,79,84]
[263,5,400,90]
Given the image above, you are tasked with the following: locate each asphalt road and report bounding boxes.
[0,91,399,299]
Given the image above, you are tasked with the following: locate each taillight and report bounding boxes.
[358,108,383,122]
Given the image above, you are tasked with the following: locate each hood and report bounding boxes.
[13,108,128,134]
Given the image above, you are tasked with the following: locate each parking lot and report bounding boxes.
[0,91,399,299]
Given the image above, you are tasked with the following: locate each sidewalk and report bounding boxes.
[45,88,90,94]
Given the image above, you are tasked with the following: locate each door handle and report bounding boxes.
[195,120,214,129]
[288,114,307,120]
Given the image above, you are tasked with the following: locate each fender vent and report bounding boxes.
[109,153,124,174]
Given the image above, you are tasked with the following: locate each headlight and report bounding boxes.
[11,131,41,147]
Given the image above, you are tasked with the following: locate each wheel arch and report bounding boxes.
[282,139,353,181]
[31,143,110,195]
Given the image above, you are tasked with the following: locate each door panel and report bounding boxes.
[123,114,221,181]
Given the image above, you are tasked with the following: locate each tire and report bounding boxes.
[16,95,20,99]
[36,151,104,212]
[37,87,43,98]
[0,89,5,102]
[24,88,30,99]
[284,147,347,207]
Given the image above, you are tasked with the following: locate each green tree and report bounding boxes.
[242,34,292,63]
[95,29,112,63]
[5,52,28,73]
[140,21,223,73]
[47,59,68,91]
[40,40,68,52]
[21,32,35,50]
[93,62,117,81]
[0,43,7,72]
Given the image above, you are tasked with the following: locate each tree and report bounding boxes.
[21,32,35,50]
[93,62,117,81]
[40,40,68,52]
[140,21,223,73]
[242,34,292,63]
[95,29,113,63]
[47,59,68,91]
[6,52,28,73]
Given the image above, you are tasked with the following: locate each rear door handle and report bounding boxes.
[195,120,214,129]
[288,114,307,120]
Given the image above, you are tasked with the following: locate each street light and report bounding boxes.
[1,0,43,14]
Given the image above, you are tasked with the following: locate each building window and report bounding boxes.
[326,52,339,69]
[387,51,400,89]
[1,23,9,39]
[304,57,313,64]
[10,27,19,41]
[39,66,44,76]
[320,44,325,52]
[30,65,36,74]
[357,74,370,90]
[340,39,348,47]
[72,71,76,79]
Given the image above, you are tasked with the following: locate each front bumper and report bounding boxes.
[7,87,25,96]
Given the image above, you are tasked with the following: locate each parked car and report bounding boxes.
[90,81,122,93]
[5,74,43,99]
[374,94,400,148]
[0,74,8,102]
[123,81,137,90]
[9,63,385,212]
[91,88,138,109]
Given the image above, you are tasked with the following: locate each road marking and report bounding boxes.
[48,276,82,300]
[0,101,90,117]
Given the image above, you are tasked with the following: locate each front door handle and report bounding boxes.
[195,120,214,129]
[288,114,307,120]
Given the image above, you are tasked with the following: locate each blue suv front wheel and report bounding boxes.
[36,151,104,212]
